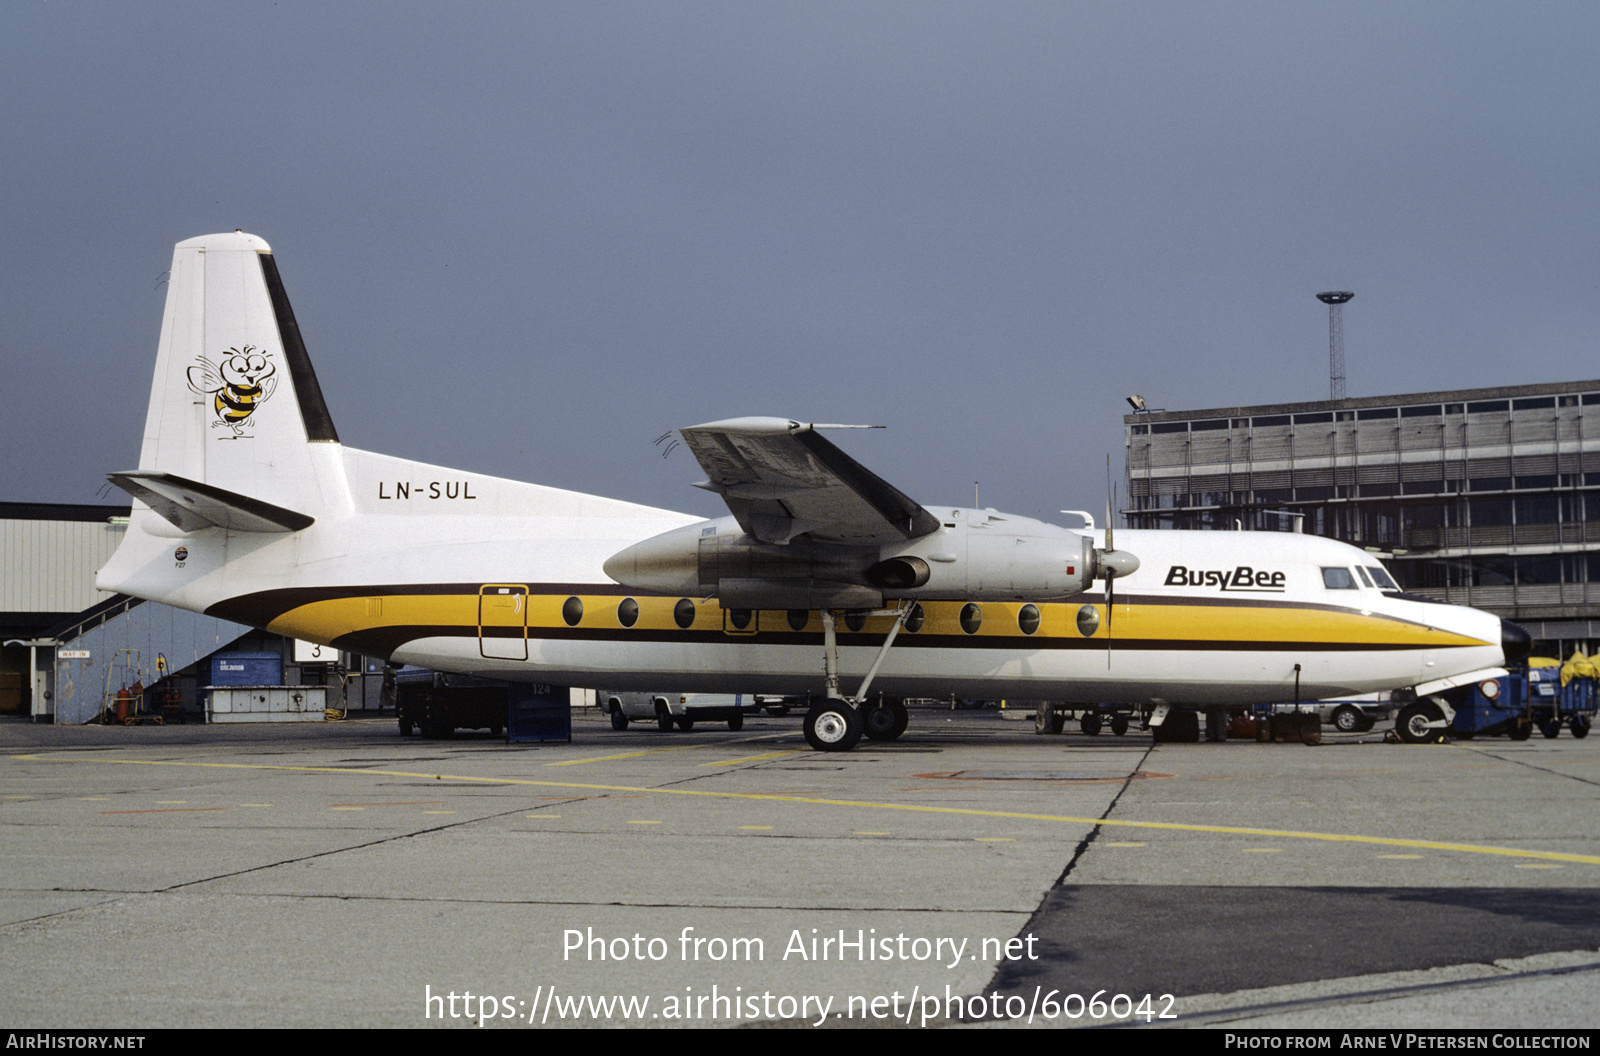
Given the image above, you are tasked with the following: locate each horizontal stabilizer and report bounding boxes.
[109,471,314,533]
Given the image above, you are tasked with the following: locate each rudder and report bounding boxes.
[136,231,338,513]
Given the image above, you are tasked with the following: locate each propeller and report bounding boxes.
[1096,461,1140,665]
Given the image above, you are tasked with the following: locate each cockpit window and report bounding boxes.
[1366,566,1399,590]
[1355,566,1374,588]
[1322,567,1358,589]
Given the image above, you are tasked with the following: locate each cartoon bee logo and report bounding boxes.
[187,346,277,437]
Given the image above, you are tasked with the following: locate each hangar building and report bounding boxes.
[1124,379,1600,658]
[1,502,384,723]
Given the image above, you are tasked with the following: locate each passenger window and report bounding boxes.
[1321,567,1357,589]
[1017,604,1041,636]
[960,603,983,634]
[904,603,925,633]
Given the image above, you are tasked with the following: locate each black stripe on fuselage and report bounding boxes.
[330,622,1440,662]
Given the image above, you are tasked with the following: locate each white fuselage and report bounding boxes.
[100,449,1507,706]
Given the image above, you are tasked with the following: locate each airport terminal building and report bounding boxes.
[1124,379,1600,657]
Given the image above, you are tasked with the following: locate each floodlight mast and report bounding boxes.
[1317,291,1354,400]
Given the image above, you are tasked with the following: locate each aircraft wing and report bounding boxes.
[681,418,941,545]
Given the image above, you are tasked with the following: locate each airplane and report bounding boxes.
[97,231,1530,751]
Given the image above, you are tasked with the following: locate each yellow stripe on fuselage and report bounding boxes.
[263,591,1490,652]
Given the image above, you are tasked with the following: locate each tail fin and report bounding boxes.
[123,231,340,527]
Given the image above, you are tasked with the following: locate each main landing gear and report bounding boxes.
[861,696,910,741]
[802,606,912,752]
[804,699,862,751]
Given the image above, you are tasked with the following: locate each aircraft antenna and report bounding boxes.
[1317,291,1354,400]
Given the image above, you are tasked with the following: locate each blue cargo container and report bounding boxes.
[1529,665,1596,739]
[209,652,283,686]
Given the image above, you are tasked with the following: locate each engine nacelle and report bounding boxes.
[883,511,1099,600]
[604,509,1122,607]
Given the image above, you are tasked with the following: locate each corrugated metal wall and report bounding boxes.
[0,518,126,613]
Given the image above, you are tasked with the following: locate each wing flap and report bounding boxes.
[681,418,939,545]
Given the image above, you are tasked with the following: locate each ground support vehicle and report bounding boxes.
[1528,665,1596,739]
[1030,702,1135,737]
[603,692,761,732]
[1393,666,1597,743]
[1313,693,1394,733]
[756,694,805,716]
[395,666,507,738]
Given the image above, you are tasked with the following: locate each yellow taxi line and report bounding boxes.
[19,753,1600,867]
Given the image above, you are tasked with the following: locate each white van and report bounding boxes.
[602,692,760,732]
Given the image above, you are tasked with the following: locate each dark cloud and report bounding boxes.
[5,2,1599,522]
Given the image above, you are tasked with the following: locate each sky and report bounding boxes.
[4,1,1599,526]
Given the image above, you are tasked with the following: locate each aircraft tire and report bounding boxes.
[728,712,744,731]
[609,705,629,731]
[861,698,908,741]
[863,704,896,741]
[1396,701,1445,744]
[1110,714,1129,736]
[1331,705,1365,733]
[1080,712,1102,735]
[887,697,909,738]
[1540,719,1561,739]
[804,699,862,752]
[1571,716,1591,739]
[656,705,673,732]
[1168,709,1201,743]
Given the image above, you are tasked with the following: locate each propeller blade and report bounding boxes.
[1105,459,1116,665]
[1104,568,1116,669]
[1105,457,1115,553]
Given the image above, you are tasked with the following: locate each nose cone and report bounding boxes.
[1501,619,1533,665]
[1099,548,1140,578]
